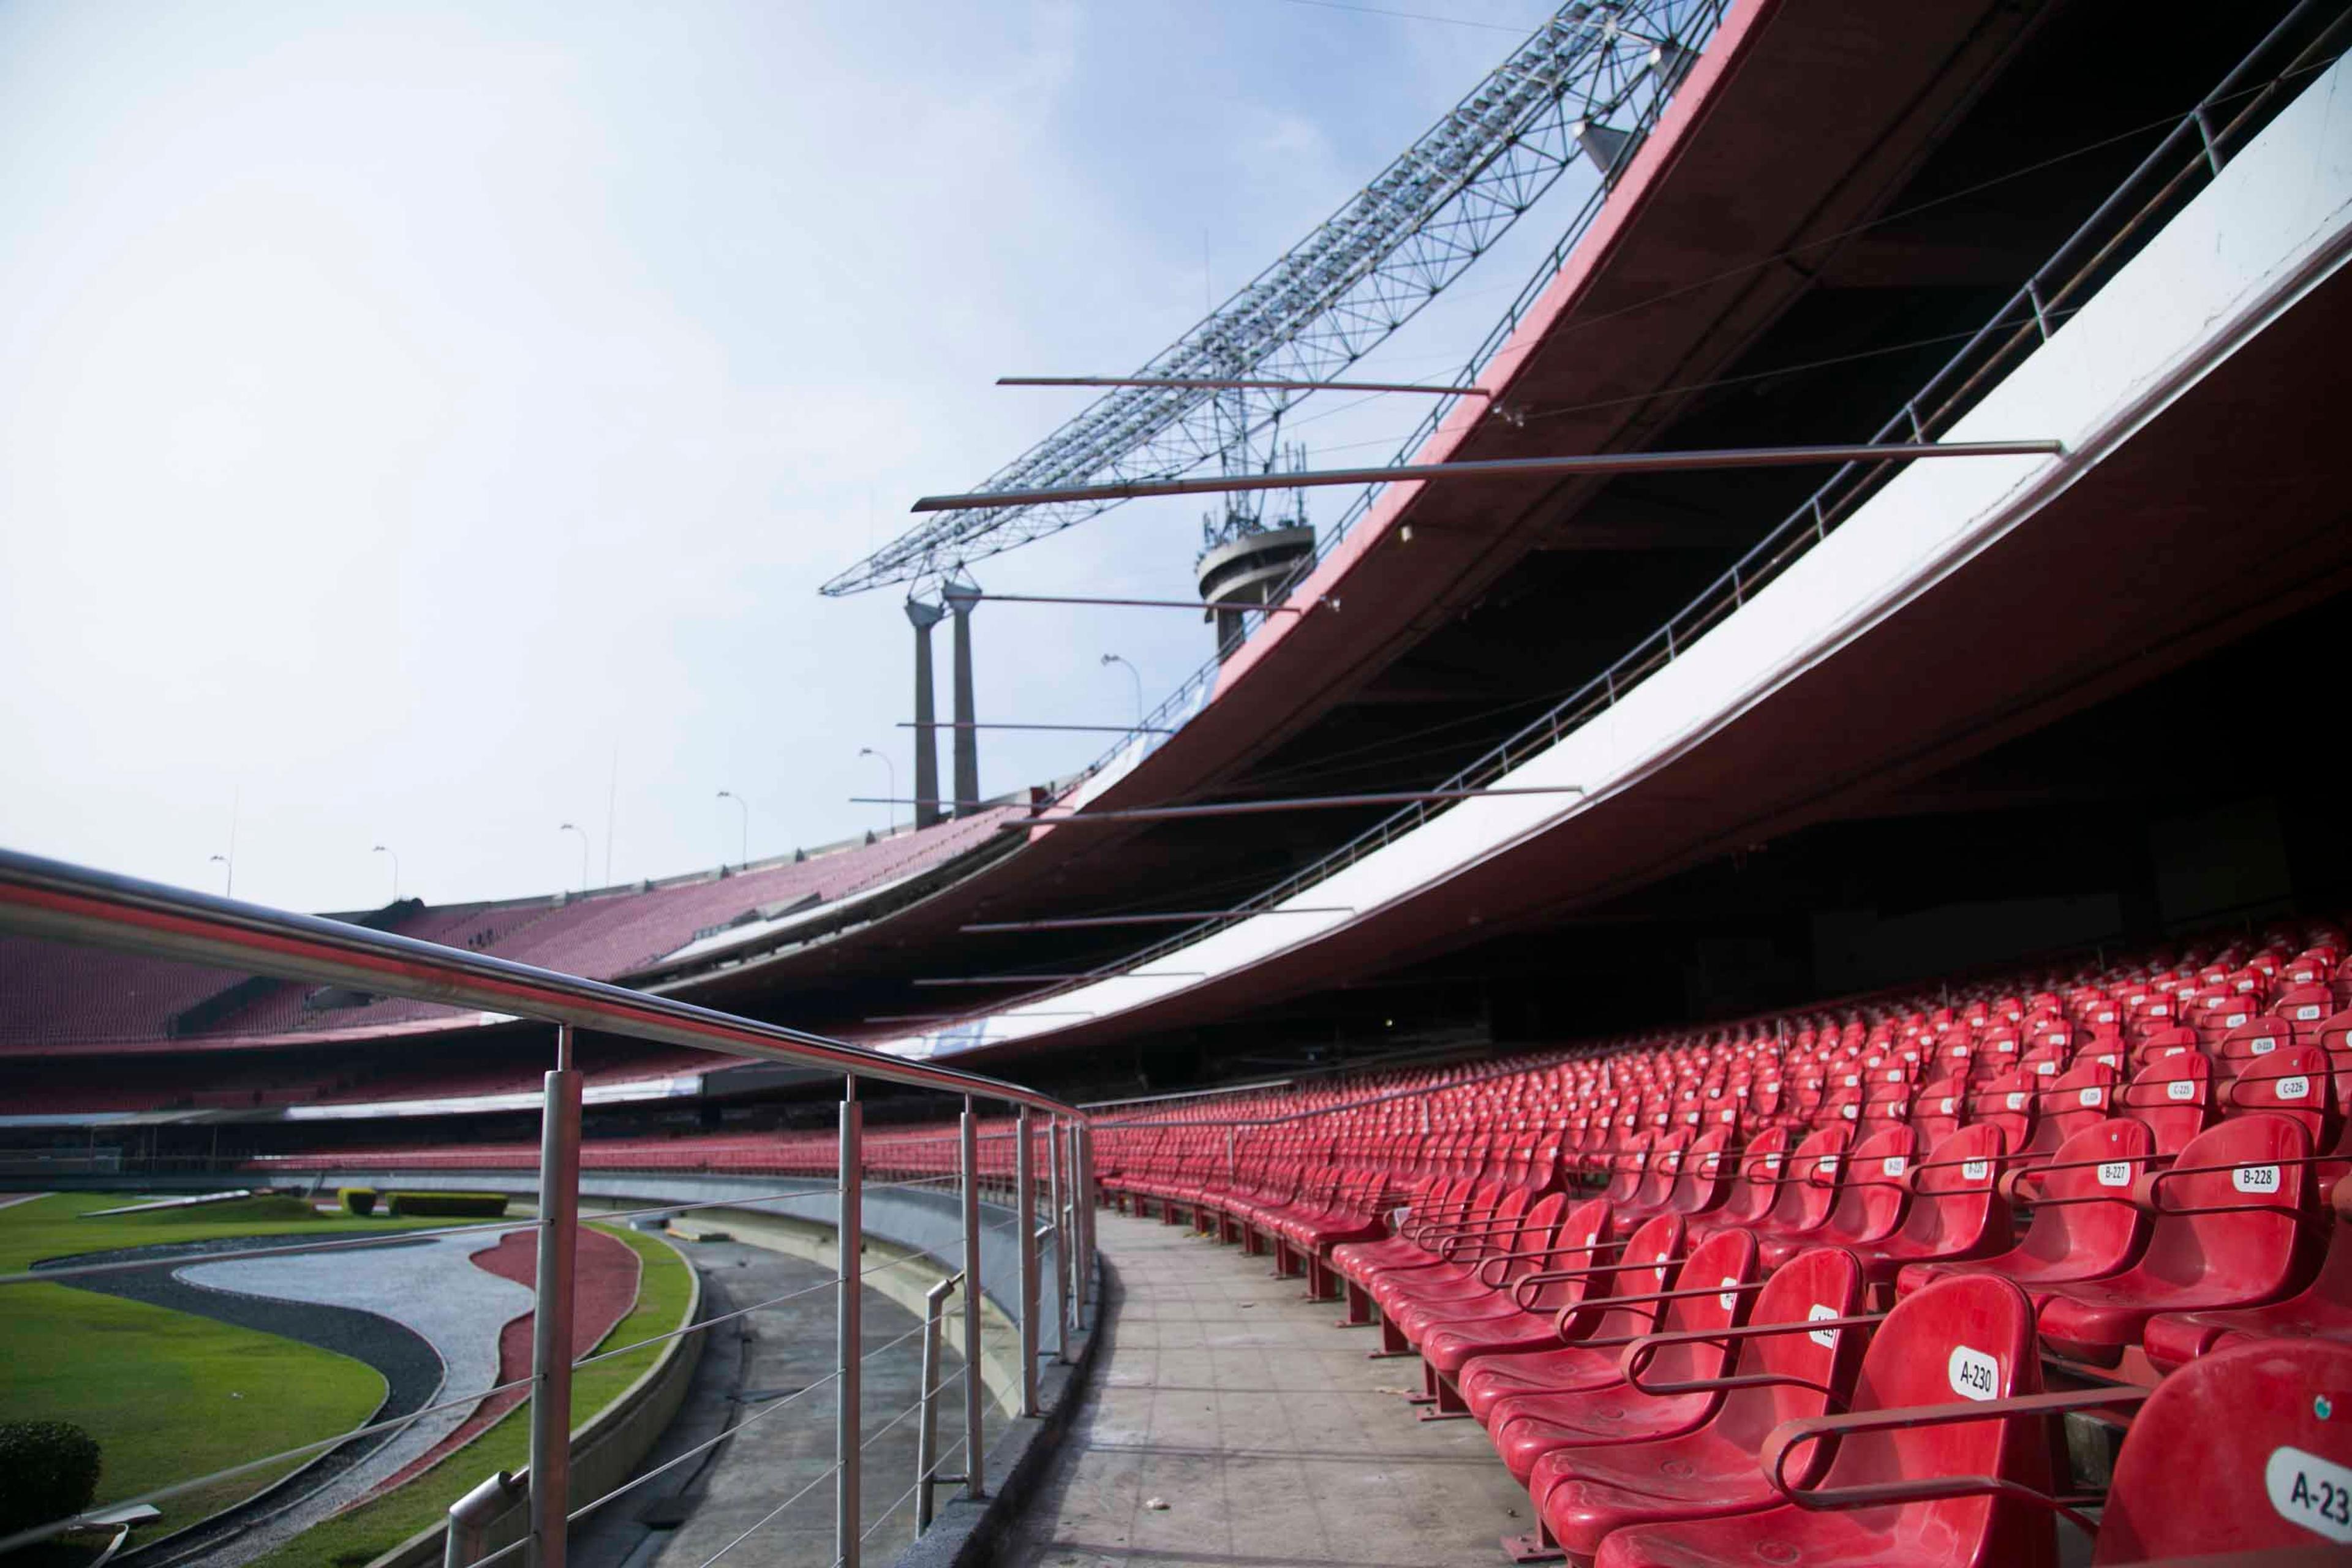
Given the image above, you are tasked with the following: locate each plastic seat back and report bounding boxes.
[1534,1197,1619,1322]
[2030,1061,2118,1158]
[1760,1125,1853,1234]
[1493,1192,1570,1284]
[1665,1126,1733,1215]
[2217,1012,2295,1077]
[2121,1050,2215,1157]
[1972,1069,2036,1153]
[1711,1126,1792,1226]
[1632,1126,1694,1212]
[1585,1213,1684,1344]
[2009,1118,2155,1276]
[1602,1129,1654,1206]
[1819,1125,1917,1246]
[1709,1246,1869,1452]
[1912,1074,1966,1145]
[1635,1226,1760,1390]
[2094,1337,2352,1562]
[1811,1275,2052,1564]
[1891,1123,2010,1259]
[2136,1114,2316,1298]
[2224,1042,2339,1150]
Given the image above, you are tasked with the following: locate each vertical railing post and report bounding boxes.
[837,1077,862,1568]
[1015,1106,1039,1416]
[1074,1121,1094,1328]
[914,1273,957,1539]
[959,1099,986,1500]
[527,1026,582,1568]
[1047,1116,1071,1363]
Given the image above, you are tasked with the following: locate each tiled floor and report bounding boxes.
[1003,1211,1534,1567]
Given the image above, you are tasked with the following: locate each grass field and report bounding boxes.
[0,1193,432,1547]
[245,1223,693,1568]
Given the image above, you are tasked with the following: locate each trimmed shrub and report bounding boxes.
[384,1191,509,1218]
[339,1188,378,1217]
[0,1421,102,1537]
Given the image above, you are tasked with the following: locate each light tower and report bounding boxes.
[904,596,946,829]
[940,570,982,818]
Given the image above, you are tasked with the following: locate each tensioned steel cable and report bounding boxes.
[690,1464,842,1568]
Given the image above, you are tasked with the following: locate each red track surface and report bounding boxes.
[365,1224,642,1498]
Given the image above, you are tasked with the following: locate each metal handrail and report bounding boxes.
[0,844,1096,1568]
[0,846,1078,1118]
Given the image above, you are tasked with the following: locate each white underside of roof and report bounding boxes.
[879,54,2352,1064]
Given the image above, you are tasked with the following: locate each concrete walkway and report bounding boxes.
[1003,1210,1534,1568]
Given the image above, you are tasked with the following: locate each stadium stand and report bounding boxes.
[179,912,2352,1561]
[0,805,1016,1052]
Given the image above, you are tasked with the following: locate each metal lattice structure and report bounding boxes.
[821,0,1721,597]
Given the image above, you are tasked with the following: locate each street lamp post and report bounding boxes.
[716,790,748,869]
[858,748,895,836]
[372,844,399,903]
[207,853,232,897]
[1101,653,1144,729]
[557,823,589,894]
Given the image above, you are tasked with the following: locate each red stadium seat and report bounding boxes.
[2037,1112,2320,1366]
[1588,1275,2071,1568]
[1530,1246,1871,1559]
[2093,1336,2352,1561]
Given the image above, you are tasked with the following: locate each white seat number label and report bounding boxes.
[2079,1088,2103,1107]
[2006,1093,2026,1111]
[2278,1075,2311,1101]
[1947,1345,1999,1400]
[1940,1097,1957,1114]
[2266,1446,2352,1542]
[2234,1164,2282,1194]
[1962,1159,1991,1182]
[2097,1161,2133,1188]
[1719,1276,1740,1311]
[1807,1303,1839,1347]
[2167,1079,2198,1101]
[1882,1156,1907,1177]
[2252,1037,2279,1054]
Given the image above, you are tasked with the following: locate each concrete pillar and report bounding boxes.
[905,598,946,829]
[941,573,981,818]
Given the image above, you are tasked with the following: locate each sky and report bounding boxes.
[0,0,1589,914]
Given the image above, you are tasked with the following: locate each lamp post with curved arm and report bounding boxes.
[557,823,589,894]
[1101,653,1144,730]
[207,853,232,897]
[372,844,399,903]
[858,748,895,835]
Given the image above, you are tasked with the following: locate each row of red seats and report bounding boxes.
[1092,925,2352,1563]
[1109,1110,2350,1563]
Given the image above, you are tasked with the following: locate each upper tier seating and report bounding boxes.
[0,806,1018,1053]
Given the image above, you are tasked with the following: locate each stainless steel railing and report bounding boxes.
[0,846,1098,1568]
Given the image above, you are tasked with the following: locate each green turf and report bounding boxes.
[245,1223,693,1568]
[0,1193,432,1548]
